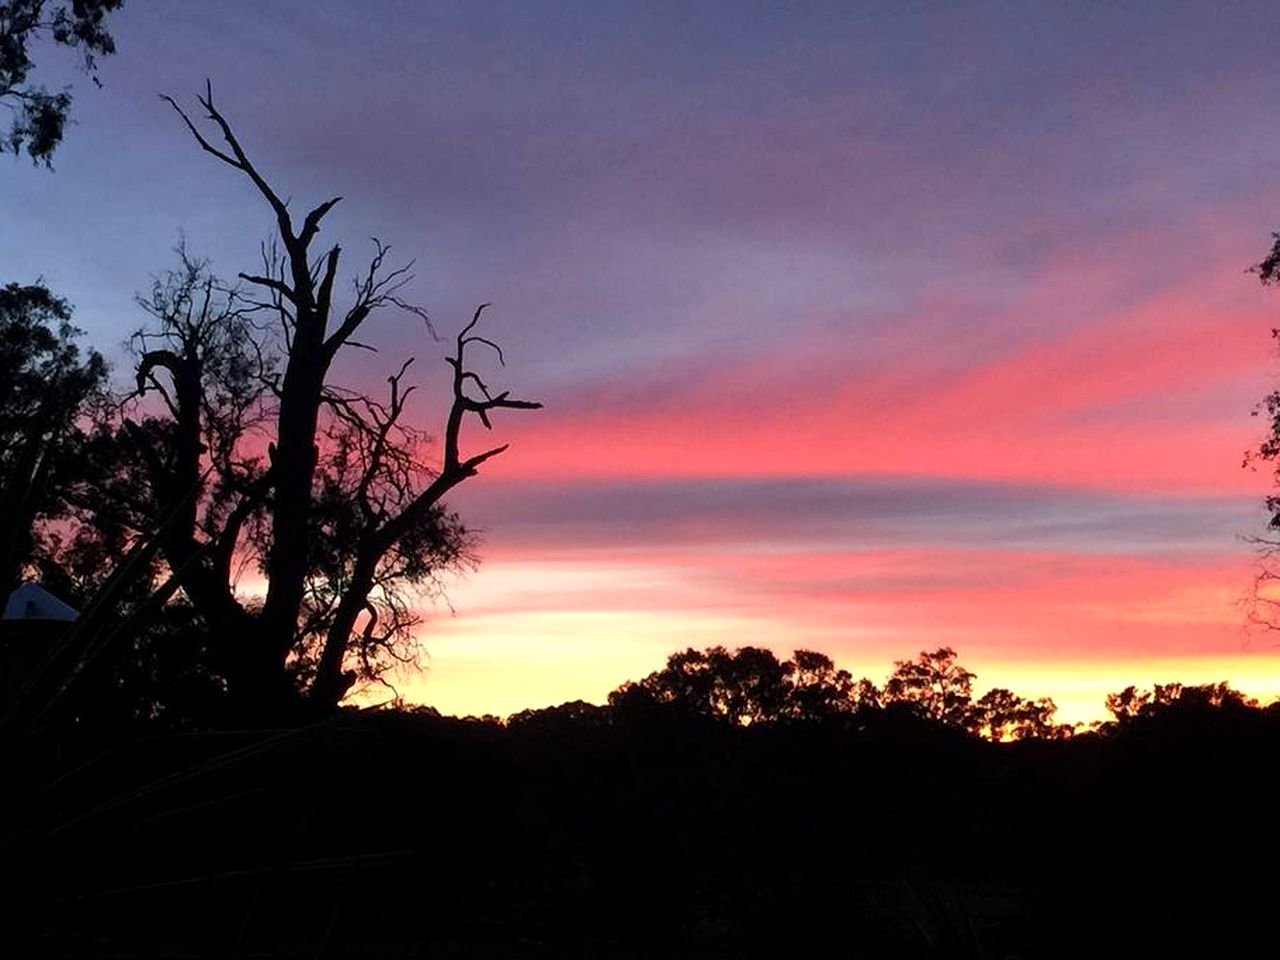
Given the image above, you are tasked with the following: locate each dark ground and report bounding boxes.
[4,705,1277,958]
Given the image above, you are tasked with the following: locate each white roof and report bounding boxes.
[3,582,79,622]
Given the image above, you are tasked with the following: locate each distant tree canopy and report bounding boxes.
[507,646,1278,742]
[607,646,868,725]
[969,687,1059,741]
[882,647,975,726]
[1104,681,1259,730]
[597,644,1069,740]
[1,0,124,164]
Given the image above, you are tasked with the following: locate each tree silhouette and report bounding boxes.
[610,646,785,724]
[1103,683,1152,723]
[1105,681,1257,731]
[882,647,975,727]
[968,687,1062,740]
[608,646,882,725]
[0,0,123,164]
[76,86,541,718]
[0,282,105,595]
[786,649,863,720]
[603,644,1074,737]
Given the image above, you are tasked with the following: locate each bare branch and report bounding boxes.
[462,335,506,365]
[160,93,240,169]
[321,241,421,360]
[163,81,295,243]
[459,302,489,340]
[300,197,343,248]
[238,272,297,305]
[460,444,510,472]
[134,349,183,418]
[388,296,436,340]
[315,246,342,329]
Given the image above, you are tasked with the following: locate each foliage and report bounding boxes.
[0,281,106,593]
[608,646,873,725]
[605,644,1071,740]
[1104,680,1257,729]
[882,647,975,726]
[968,687,1063,740]
[0,0,123,164]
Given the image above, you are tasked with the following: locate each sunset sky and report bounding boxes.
[6,2,1280,722]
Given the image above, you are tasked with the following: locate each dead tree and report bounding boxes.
[125,84,542,715]
[307,307,540,705]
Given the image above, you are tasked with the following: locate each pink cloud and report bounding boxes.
[466,226,1276,497]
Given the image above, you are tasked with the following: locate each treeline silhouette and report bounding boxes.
[590,645,1070,740]
[5,640,1279,958]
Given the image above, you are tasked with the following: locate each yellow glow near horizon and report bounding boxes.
[367,626,1280,726]
[975,654,1280,726]
[365,608,777,717]
[349,559,1280,726]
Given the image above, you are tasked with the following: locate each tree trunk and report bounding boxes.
[258,337,325,656]
[216,627,300,725]
[309,548,379,708]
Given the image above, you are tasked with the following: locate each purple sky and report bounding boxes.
[7,2,1280,719]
